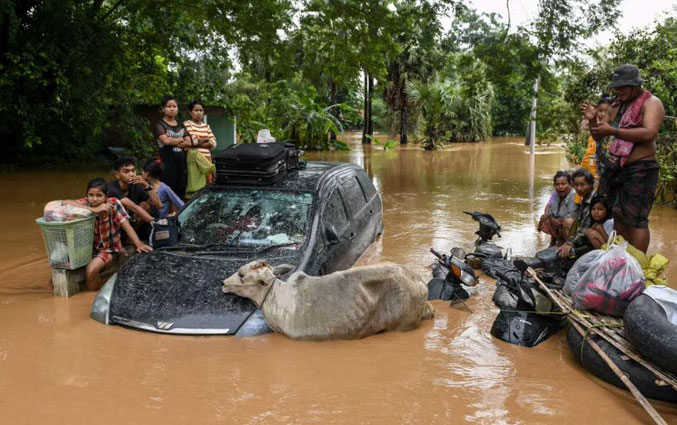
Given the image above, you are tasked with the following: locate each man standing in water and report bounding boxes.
[583,64,664,253]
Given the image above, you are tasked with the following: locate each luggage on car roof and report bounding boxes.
[214,142,304,185]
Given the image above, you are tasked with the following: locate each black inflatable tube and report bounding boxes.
[624,294,677,376]
[566,326,677,404]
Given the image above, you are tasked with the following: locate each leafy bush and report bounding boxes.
[655,130,677,206]
[223,73,346,150]
[564,134,587,165]
[373,139,397,151]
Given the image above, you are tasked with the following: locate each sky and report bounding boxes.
[468,0,677,46]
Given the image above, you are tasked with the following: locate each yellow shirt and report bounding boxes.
[575,136,599,204]
[581,136,598,178]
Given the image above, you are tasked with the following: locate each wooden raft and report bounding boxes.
[526,267,676,425]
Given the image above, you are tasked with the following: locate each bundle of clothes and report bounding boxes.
[43,200,93,222]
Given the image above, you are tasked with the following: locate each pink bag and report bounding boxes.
[608,138,634,157]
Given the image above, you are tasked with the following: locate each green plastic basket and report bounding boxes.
[36,216,96,270]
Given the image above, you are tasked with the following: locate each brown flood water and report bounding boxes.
[1,135,676,424]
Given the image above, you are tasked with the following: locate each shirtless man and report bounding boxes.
[581,64,664,253]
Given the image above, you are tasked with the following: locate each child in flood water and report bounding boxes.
[64,178,152,290]
[584,195,614,248]
[580,96,614,181]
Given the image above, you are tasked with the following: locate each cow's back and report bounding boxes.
[262,262,432,340]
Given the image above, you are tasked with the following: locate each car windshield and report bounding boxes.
[177,189,314,248]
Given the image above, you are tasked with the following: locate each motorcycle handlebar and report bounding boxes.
[429,248,444,260]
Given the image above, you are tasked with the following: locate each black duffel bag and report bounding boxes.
[150,216,179,248]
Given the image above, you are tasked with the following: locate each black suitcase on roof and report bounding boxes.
[214,142,288,185]
[283,142,304,170]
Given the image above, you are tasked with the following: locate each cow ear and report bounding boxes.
[257,278,268,286]
[272,264,294,277]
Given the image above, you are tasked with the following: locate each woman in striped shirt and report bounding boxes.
[183,99,217,162]
[184,99,217,188]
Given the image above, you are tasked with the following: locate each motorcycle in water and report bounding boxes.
[490,259,564,347]
[424,211,563,346]
[427,211,504,302]
[427,247,477,302]
[462,211,509,269]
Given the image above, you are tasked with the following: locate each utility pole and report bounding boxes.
[527,75,540,156]
[362,72,370,144]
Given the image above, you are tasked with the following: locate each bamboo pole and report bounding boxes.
[524,267,669,425]
[541,280,677,391]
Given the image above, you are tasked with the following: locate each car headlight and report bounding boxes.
[90,274,116,325]
[235,309,272,337]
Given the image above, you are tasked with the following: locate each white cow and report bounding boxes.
[222,260,434,340]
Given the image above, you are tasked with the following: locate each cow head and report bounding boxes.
[222,260,293,307]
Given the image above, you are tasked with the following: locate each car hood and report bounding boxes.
[108,248,298,335]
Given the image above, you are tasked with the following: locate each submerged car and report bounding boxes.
[91,161,383,336]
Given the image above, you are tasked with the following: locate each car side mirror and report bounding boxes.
[325,225,340,245]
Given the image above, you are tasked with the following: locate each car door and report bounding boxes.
[338,173,371,263]
[317,186,352,274]
[355,169,383,238]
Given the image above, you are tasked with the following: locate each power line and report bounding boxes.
[517,0,534,22]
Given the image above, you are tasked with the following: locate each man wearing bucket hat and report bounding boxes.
[584,64,664,253]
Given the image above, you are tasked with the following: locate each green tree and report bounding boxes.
[0,0,295,163]
[330,0,399,144]
[523,0,622,151]
[406,54,494,149]
[293,1,362,140]
[443,10,541,136]
[384,0,445,144]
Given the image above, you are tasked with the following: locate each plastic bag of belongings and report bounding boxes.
[43,200,92,222]
[604,235,669,287]
[568,241,645,317]
[563,250,604,295]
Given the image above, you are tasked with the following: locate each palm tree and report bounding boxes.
[406,79,458,149]
[384,1,441,144]
[385,43,436,144]
[406,72,493,149]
